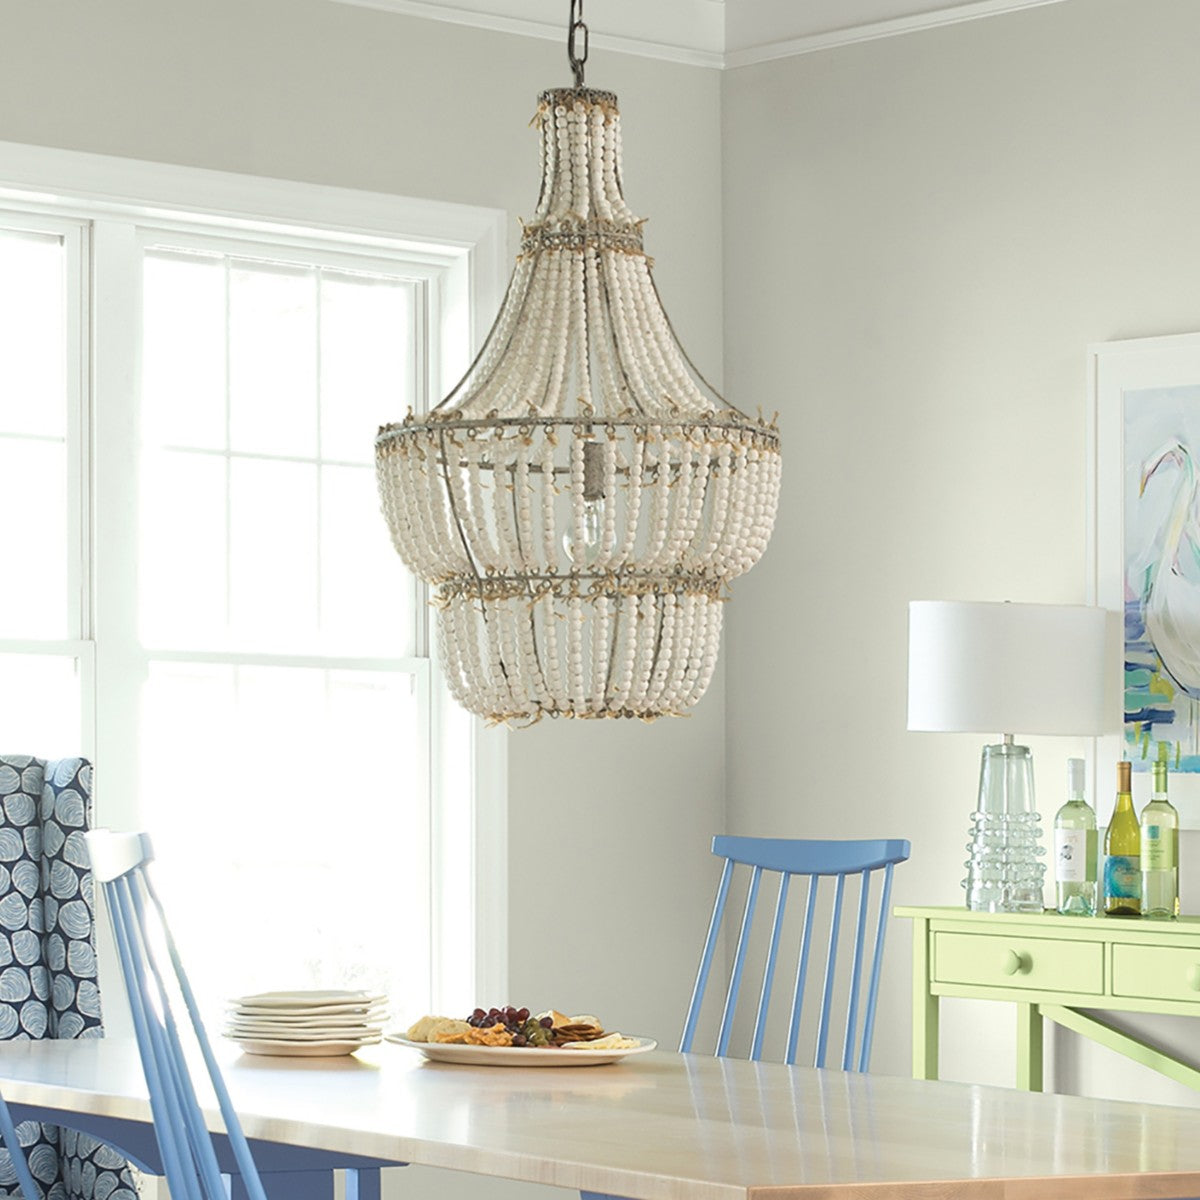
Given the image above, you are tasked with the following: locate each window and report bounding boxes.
[0,151,507,1024]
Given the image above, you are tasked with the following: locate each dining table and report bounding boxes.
[0,1036,1199,1200]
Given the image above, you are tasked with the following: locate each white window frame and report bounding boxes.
[0,139,510,1017]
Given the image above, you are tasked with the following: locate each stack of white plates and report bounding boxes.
[223,990,388,1057]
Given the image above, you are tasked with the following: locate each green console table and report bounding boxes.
[896,906,1200,1092]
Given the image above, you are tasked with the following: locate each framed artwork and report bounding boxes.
[1089,332,1200,828]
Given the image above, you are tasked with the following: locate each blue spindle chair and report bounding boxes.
[0,827,254,1200]
[72,831,390,1200]
[83,829,269,1200]
[578,837,910,1200]
[680,836,911,1069]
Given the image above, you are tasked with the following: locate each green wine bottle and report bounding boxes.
[1141,742,1179,919]
[1054,758,1097,916]
[1104,760,1140,917]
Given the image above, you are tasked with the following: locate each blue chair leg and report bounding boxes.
[346,1168,383,1200]
[0,1094,41,1200]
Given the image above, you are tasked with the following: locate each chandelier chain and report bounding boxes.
[568,0,588,87]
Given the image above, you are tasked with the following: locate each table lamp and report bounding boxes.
[907,600,1108,912]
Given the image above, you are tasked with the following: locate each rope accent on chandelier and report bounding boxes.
[376,85,781,723]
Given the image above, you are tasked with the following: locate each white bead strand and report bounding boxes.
[613,433,645,570]
[583,245,624,416]
[609,595,638,710]
[590,594,611,713]
[566,593,586,711]
[539,429,559,569]
[539,590,565,709]
[512,438,537,574]
[645,592,676,709]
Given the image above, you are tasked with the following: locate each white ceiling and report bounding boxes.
[331,0,1067,67]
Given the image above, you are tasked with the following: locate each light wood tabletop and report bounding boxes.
[1,1037,1199,1200]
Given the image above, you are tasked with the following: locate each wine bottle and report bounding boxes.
[1104,760,1140,917]
[1141,742,1179,919]
[1054,758,1097,916]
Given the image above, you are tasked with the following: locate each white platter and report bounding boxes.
[224,1026,383,1042]
[232,990,386,1009]
[227,1008,387,1025]
[225,1015,386,1030]
[231,1037,372,1057]
[387,1036,656,1068]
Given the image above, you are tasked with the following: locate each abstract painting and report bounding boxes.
[1123,384,1200,770]
[1092,333,1200,826]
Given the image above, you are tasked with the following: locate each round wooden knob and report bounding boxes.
[1002,949,1029,976]
[1187,964,1200,992]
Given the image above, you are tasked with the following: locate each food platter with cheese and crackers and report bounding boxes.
[390,1006,655,1067]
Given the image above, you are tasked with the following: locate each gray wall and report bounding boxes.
[723,0,1200,1101]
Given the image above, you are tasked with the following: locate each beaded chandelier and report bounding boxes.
[375,2,781,724]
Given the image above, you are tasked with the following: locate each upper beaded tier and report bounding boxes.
[378,88,771,432]
[521,87,643,250]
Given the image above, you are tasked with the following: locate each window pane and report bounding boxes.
[139,449,227,648]
[140,660,428,1018]
[320,272,412,463]
[0,439,67,637]
[143,252,226,450]
[0,654,81,756]
[0,229,65,438]
[321,464,414,656]
[0,227,71,642]
[229,263,317,458]
[229,457,318,650]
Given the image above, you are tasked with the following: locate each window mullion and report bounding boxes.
[65,221,90,644]
[414,277,432,660]
[91,219,147,833]
[66,221,94,758]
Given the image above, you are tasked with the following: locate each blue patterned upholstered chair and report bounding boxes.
[0,756,137,1200]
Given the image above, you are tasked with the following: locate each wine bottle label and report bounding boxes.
[1055,829,1095,883]
[1142,827,1175,872]
[1104,854,1141,899]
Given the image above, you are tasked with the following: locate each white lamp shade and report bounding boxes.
[907,600,1109,737]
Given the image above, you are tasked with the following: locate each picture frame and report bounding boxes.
[1088,331,1200,828]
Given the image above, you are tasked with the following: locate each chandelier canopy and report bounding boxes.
[376,50,780,724]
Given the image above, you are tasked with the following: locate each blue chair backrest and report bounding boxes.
[680,836,910,1071]
[84,830,268,1200]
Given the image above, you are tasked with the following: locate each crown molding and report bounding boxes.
[330,0,1067,70]
[724,0,1067,68]
[330,0,726,68]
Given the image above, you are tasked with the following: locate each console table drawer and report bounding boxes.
[1112,944,1200,1004]
[933,932,1104,994]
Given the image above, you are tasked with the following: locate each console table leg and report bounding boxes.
[912,917,939,1080]
[1016,1003,1043,1092]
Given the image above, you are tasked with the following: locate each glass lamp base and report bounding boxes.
[962,741,1046,913]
